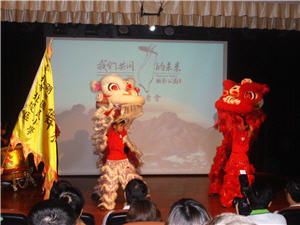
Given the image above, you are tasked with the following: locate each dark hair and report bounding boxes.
[126,199,162,222]
[286,178,300,203]
[50,180,73,199]
[49,180,84,217]
[112,120,126,126]
[166,198,210,225]
[125,179,148,204]
[28,199,77,225]
[248,181,273,209]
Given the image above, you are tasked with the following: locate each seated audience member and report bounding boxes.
[28,199,77,225]
[49,180,86,225]
[165,198,210,225]
[279,178,300,225]
[247,181,287,225]
[125,178,149,206]
[49,180,73,198]
[126,199,162,223]
[208,213,255,225]
[102,178,149,225]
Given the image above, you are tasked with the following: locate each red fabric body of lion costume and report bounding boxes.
[208,78,269,207]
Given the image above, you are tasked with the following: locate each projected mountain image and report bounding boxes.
[55,104,96,175]
[56,105,222,175]
[129,112,222,174]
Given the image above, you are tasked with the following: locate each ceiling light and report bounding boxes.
[149,25,156,32]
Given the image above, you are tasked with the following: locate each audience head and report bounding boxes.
[28,199,77,225]
[125,179,148,204]
[166,198,210,225]
[247,181,273,210]
[126,199,162,222]
[50,180,73,198]
[208,213,255,225]
[49,180,85,217]
[286,178,300,204]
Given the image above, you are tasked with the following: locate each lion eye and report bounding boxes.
[222,90,229,96]
[108,83,119,91]
[244,91,256,100]
[126,83,133,90]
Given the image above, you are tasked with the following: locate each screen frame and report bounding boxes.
[47,36,228,175]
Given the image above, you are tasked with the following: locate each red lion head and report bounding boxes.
[215,78,270,115]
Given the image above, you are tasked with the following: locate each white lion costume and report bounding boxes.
[91,74,145,210]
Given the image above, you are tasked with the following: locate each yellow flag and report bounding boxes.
[10,40,57,198]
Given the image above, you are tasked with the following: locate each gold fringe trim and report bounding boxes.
[97,201,115,210]
[101,192,118,202]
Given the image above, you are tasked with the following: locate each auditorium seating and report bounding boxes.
[105,210,128,225]
[0,213,27,225]
[81,212,95,225]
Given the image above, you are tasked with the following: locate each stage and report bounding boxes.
[1,174,289,225]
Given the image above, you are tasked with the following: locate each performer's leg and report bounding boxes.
[97,160,119,210]
[118,159,143,191]
[208,137,231,195]
[219,154,255,207]
[219,130,255,207]
[118,159,151,203]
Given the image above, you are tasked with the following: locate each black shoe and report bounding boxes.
[91,192,100,201]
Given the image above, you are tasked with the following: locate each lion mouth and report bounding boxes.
[222,96,241,105]
[119,104,144,121]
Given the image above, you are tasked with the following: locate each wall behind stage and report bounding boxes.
[1,22,299,177]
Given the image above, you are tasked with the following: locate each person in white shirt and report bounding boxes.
[247,181,287,225]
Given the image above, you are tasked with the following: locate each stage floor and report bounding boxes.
[1,174,289,225]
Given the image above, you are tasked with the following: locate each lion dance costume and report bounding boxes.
[90,74,145,210]
[208,78,269,207]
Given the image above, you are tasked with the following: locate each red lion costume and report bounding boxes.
[208,78,269,207]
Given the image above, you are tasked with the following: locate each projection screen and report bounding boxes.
[49,38,227,175]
